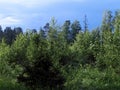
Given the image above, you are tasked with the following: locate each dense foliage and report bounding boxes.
[1,11,120,90]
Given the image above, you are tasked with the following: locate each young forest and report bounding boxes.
[0,11,120,90]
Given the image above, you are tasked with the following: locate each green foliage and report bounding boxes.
[0,39,27,90]
[16,31,66,90]
[101,10,113,32]
[71,31,96,65]
[11,34,28,67]
[1,11,120,90]
[65,65,120,90]
[62,20,71,43]
[71,20,81,40]
[0,76,28,90]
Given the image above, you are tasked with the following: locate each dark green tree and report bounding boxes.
[62,20,71,43]
[10,33,28,66]
[39,28,45,38]
[14,27,23,35]
[17,32,65,90]
[4,27,16,45]
[101,10,113,32]
[0,26,4,41]
[71,20,81,40]
[83,15,88,32]
[71,31,95,65]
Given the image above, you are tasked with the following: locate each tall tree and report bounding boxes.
[14,27,23,35]
[0,26,3,41]
[62,20,71,43]
[11,34,28,66]
[101,10,113,32]
[83,15,88,32]
[4,27,16,45]
[71,20,81,40]
[17,33,65,90]
[71,31,95,65]
[31,29,37,34]
[39,28,46,38]
[44,23,50,37]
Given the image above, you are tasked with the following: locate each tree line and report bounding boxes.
[1,10,120,90]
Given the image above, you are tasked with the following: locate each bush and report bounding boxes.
[65,65,120,90]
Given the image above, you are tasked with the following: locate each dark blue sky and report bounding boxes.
[0,0,120,30]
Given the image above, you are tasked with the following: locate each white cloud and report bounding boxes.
[0,0,85,8]
[0,16,21,25]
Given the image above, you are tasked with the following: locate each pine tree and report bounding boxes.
[62,20,71,43]
[83,15,88,32]
[71,20,81,40]
[101,10,113,32]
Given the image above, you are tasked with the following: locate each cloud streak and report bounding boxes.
[0,16,21,25]
[0,0,85,8]
[0,0,119,30]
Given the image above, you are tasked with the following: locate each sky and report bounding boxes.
[0,0,120,31]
